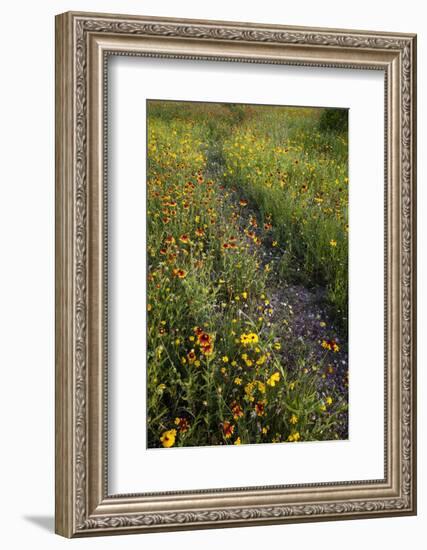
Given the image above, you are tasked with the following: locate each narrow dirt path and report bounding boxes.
[206,136,349,438]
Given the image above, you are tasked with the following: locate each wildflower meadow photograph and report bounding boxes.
[146,100,349,449]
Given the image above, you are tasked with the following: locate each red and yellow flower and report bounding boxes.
[222,421,235,439]
[231,401,244,420]
[172,268,187,279]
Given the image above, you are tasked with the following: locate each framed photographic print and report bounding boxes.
[55,11,417,537]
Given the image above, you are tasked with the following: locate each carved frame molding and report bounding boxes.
[55,12,416,537]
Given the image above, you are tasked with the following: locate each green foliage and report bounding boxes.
[319,108,348,133]
[222,107,348,324]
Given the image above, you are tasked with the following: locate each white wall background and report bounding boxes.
[0,1,424,548]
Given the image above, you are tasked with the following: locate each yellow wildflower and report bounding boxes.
[256,355,266,366]
[257,381,266,394]
[240,332,259,346]
[187,350,196,364]
[244,382,255,402]
[322,339,340,353]
[267,372,280,387]
[160,429,177,448]
[290,414,298,425]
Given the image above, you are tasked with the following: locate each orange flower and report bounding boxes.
[249,217,258,228]
[195,330,214,356]
[195,227,205,237]
[174,417,190,433]
[222,421,235,439]
[197,331,209,344]
[173,268,187,279]
[239,199,248,207]
[321,339,340,353]
[179,234,190,244]
[231,401,244,420]
[200,342,214,356]
[255,401,265,417]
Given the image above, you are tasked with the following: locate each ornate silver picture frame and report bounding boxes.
[55,11,417,537]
